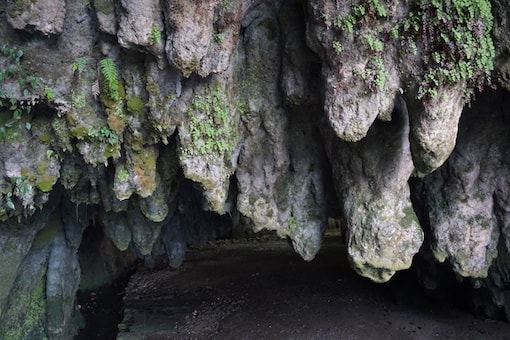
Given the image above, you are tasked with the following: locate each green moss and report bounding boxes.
[71,126,89,139]
[146,77,161,96]
[71,91,87,109]
[35,160,57,192]
[126,96,145,114]
[6,0,36,18]
[0,278,47,340]
[182,83,239,158]
[115,165,130,183]
[36,175,57,193]
[93,0,115,15]
[402,0,495,99]
[103,143,120,159]
[401,206,420,228]
[38,133,52,143]
[20,167,36,181]
[132,147,157,196]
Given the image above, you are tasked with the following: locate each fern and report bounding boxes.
[99,58,120,100]
[72,56,88,74]
[148,24,162,45]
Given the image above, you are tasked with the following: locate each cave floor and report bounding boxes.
[115,235,510,340]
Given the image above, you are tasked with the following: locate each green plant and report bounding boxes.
[116,166,130,182]
[330,1,390,91]
[333,0,387,32]
[364,34,384,52]
[214,33,225,43]
[99,58,120,100]
[0,44,42,140]
[332,41,343,55]
[42,86,55,101]
[0,175,36,220]
[72,56,88,74]
[148,24,162,45]
[354,56,389,91]
[184,84,238,157]
[87,125,119,145]
[402,0,495,99]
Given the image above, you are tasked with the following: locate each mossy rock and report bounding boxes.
[127,97,145,114]
[36,175,57,193]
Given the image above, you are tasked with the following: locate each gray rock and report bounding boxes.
[46,220,81,340]
[324,97,423,282]
[305,0,403,142]
[93,0,118,35]
[117,0,164,56]
[279,0,315,106]
[101,211,132,251]
[423,89,509,278]
[162,216,186,268]
[7,0,66,35]
[406,83,468,176]
[164,0,215,77]
[127,199,164,256]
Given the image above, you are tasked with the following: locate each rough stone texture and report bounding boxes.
[406,84,468,177]
[305,0,404,142]
[93,0,118,36]
[45,213,83,339]
[177,76,241,214]
[164,0,216,77]
[117,0,164,57]
[6,0,66,35]
[0,0,509,336]
[422,89,510,278]
[0,198,59,319]
[324,97,423,282]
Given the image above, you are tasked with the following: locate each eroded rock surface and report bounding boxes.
[324,98,423,282]
[0,0,510,337]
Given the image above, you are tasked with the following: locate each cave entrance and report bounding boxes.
[76,229,510,339]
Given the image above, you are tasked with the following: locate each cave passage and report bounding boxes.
[77,232,510,339]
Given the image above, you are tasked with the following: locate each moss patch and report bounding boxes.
[0,278,47,340]
[182,83,239,158]
[36,175,57,193]
[127,96,145,114]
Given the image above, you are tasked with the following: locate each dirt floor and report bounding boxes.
[109,235,510,340]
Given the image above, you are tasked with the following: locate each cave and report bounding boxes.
[1,0,510,339]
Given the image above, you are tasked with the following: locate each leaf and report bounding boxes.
[99,58,120,100]
[6,200,15,210]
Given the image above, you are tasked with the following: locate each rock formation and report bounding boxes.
[0,0,510,336]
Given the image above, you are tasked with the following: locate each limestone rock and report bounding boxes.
[423,89,509,278]
[164,0,216,77]
[93,0,118,35]
[406,84,468,176]
[127,199,164,256]
[7,0,66,35]
[305,0,404,142]
[101,211,132,251]
[117,0,165,56]
[324,98,423,282]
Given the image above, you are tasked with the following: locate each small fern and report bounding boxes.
[72,56,88,74]
[99,58,120,100]
[148,24,162,45]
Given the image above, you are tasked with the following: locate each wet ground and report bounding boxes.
[86,235,510,340]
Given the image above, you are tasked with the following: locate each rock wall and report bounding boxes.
[0,0,510,336]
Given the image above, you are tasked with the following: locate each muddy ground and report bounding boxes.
[82,234,510,339]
